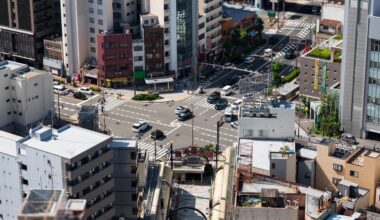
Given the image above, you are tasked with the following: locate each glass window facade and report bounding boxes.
[367,39,380,123]
[176,0,193,70]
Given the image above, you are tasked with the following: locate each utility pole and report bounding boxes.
[154,138,157,164]
[170,141,174,170]
[216,116,224,170]
[191,104,194,147]
[57,91,61,125]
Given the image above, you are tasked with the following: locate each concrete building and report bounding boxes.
[97,31,133,87]
[296,147,317,187]
[299,36,342,99]
[0,124,144,220]
[198,0,223,60]
[43,36,65,77]
[316,19,342,45]
[17,189,86,220]
[0,0,58,68]
[0,60,53,134]
[340,0,380,138]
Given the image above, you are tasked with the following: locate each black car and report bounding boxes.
[151,129,164,140]
[269,36,277,44]
[284,49,295,59]
[177,109,193,121]
[222,77,239,86]
[73,92,87,100]
[215,98,228,110]
[207,91,221,103]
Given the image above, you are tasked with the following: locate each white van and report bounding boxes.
[264,48,273,57]
[221,85,232,96]
[53,85,68,95]
[132,121,149,133]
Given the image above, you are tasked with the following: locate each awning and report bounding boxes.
[145,77,174,84]
[106,77,129,83]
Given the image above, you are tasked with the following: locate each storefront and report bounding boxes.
[145,77,174,92]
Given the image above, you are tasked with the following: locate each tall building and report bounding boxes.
[0,0,58,68]
[0,60,53,134]
[340,0,380,138]
[198,0,223,61]
[0,124,144,220]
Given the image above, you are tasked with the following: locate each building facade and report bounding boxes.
[340,0,380,138]
[43,36,64,76]
[0,60,53,134]
[0,0,57,68]
[97,31,133,87]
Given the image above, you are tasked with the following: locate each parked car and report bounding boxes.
[207,91,221,103]
[151,129,164,140]
[221,85,233,96]
[132,121,149,133]
[53,85,69,95]
[77,87,94,95]
[264,48,273,57]
[224,62,235,67]
[284,48,295,59]
[244,55,255,64]
[177,109,193,121]
[231,121,239,128]
[215,98,228,110]
[341,133,357,144]
[231,99,242,110]
[73,92,87,100]
[175,106,187,115]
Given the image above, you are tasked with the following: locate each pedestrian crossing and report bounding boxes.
[284,21,313,29]
[104,96,127,112]
[273,43,296,60]
[138,141,169,161]
[183,95,215,109]
[297,23,315,39]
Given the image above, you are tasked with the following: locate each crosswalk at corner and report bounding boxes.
[104,96,127,112]
[273,43,296,60]
[183,95,215,109]
[138,142,169,161]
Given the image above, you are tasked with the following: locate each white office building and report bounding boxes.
[0,60,53,134]
[199,0,223,58]
[0,124,144,220]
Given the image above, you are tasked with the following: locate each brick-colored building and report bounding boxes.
[97,32,133,88]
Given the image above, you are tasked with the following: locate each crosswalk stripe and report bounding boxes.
[104,97,127,112]
[138,142,168,160]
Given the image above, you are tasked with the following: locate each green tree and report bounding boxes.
[255,17,264,36]
[316,94,340,138]
[271,62,282,87]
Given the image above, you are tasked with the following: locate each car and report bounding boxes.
[223,77,239,86]
[207,91,221,103]
[341,133,357,144]
[53,85,69,95]
[269,36,277,44]
[284,48,295,59]
[78,87,94,95]
[224,62,235,68]
[264,48,273,57]
[231,99,242,110]
[231,121,239,129]
[215,98,228,110]
[177,109,193,121]
[53,81,60,86]
[151,129,164,140]
[73,92,87,100]
[175,106,187,115]
[133,121,149,133]
[244,56,255,64]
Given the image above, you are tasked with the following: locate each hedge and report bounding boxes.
[90,86,101,92]
[308,48,331,60]
[132,93,163,101]
[282,68,300,83]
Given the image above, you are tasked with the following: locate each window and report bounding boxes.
[131,166,137,174]
[98,19,103,25]
[91,47,96,53]
[130,152,136,160]
[34,82,38,87]
[22,178,29,185]
[134,46,143,51]
[5,86,9,90]
[132,207,138,215]
[332,177,341,185]
[90,37,95,43]
[90,27,95,33]
[21,164,27,170]
[88,0,93,3]
[350,170,359,178]
[98,9,103,15]
[258,129,269,137]
[4,74,8,78]
[89,7,94,13]
[89,17,94,23]
[132,193,137,201]
[131,180,137,187]
[97,0,102,5]
[243,129,253,137]
[271,163,275,169]
[333,163,343,171]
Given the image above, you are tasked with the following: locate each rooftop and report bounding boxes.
[320,19,341,28]
[240,99,294,118]
[238,139,295,172]
[20,124,111,159]
[297,148,317,160]
[0,135,19,157]
[0,60,29,71]
[277,82,299,96]
[303,35,343,61]
[21,190,63,214]
[108,138,137,149]
[348,148,380,166]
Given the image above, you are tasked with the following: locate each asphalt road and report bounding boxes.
[53,13,315,161]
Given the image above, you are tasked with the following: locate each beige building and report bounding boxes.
[315,139,380,206]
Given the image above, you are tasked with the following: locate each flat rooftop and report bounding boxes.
[20,125,111,159]
[21,190,62,214]
[0,60,29,71]
[109,138,137,149]
[176,184,211,219]
[239,139,295,172]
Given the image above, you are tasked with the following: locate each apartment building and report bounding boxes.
[60,0,113,77]
[198,0,223,60]
[0,0,58,68]
[0,124,144,220]
[43,36,64,76]
[340,0,380,138]
[299,36,342,99]
[17,189,86,220]
[0,60,53,134]
[97,31,133,87]
[315,138,380,206]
